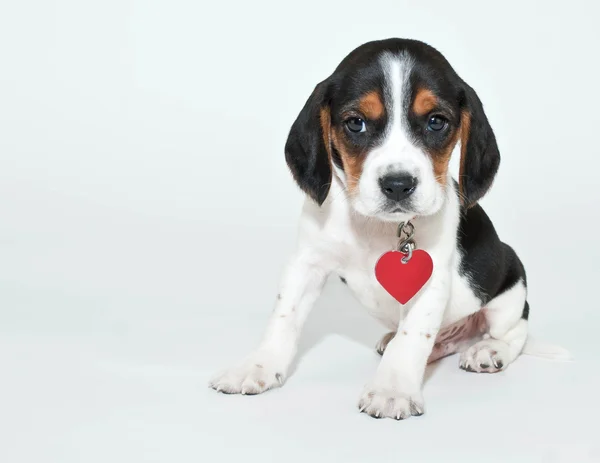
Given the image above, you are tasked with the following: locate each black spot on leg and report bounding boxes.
[339,276,347,284]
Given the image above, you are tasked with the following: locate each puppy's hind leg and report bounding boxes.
[377,310,488,360]
[428,310,488,363]
[460,281,529,373]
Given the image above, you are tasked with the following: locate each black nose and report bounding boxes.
[379,174,418,201]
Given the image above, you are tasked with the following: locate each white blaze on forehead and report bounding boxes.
[353,52,445,219]
[380,51,413,138]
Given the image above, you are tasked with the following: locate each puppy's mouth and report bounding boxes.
[371,204,416,222]
[382,200,414,215]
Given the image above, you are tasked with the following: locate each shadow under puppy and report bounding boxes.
[210,38,567,420]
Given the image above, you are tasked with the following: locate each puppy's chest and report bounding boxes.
[335,232,404,327]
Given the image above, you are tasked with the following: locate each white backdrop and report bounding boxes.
[1,1,599,462]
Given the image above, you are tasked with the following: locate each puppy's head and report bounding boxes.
[285,39,500,220]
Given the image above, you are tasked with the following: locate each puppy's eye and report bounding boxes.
[345,117,366,133]
[427,115,448,132]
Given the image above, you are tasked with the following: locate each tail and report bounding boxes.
[522,337,573,361]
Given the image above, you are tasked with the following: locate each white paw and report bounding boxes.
[209,355,285,395]
[460,339,510,373]
[358,380,424,420]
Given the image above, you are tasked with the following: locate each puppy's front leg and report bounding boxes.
[210,250,329,395]
[359,269,450,419]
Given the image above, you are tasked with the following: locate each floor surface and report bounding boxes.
[1,217,597,463]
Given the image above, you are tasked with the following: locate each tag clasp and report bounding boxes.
[396,221,416,264]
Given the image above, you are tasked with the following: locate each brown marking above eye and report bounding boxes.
[358,91,384,120]
[413,88,438,116]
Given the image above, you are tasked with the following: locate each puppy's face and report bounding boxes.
[286,39,500,220]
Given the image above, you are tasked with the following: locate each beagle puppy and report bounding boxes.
[210,38,541,420]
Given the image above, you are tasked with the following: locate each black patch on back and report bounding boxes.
[457,196,527,306]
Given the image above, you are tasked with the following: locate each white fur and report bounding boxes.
[210,54,531,419]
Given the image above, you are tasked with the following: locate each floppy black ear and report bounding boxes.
[458,83,501,207]
[285,81,332,206]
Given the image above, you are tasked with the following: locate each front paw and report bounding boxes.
[358,381,424,420]
[209,355,285,395]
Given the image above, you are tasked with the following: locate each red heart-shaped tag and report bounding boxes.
[375,250,433,304]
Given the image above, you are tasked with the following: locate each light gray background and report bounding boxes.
[1,1,599,462]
